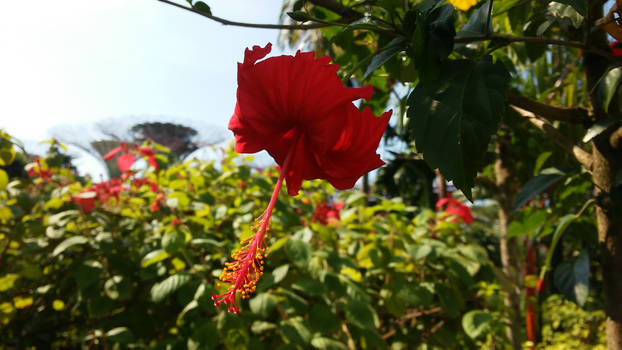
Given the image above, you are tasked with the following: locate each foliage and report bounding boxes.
[0,136,513,349]
[537,295,606,349]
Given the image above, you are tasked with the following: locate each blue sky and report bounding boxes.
[0,0,289,174]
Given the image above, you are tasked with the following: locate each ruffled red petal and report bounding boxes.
[229,43,391,195]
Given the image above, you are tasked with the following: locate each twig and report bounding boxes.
[507,92,592,124]
[511,105,594,170]
[157,0,332,30]
[455,34,616,60]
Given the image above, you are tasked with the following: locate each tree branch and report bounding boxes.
[507,92,592,124]
[157,0,332,30]
[455,34,616,60]
[511,106,594,170]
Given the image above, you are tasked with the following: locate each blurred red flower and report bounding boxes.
[436,197,473,225]
[312,201,345,226]
[228,43,391,196]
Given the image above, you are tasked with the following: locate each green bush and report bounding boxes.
[0,135,509,349]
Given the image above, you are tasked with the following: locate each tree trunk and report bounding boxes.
[585,3,622,348]
[495,138,523,350]
[592,133,622,349]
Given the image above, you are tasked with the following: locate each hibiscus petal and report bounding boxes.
[117,154,136,173]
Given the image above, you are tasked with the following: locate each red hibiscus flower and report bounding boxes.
[228,43,391,196]
[436,197,473,225]
[213,43,390,313]
[103,143,158,173]
[312,201,345,226]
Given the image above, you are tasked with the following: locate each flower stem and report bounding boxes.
[212,149,294,313]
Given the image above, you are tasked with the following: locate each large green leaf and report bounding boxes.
[151,273,192,303]
[407,56,510,199]
[513,167,565,212]
[249,293,277,318]
[554,250,589,306]
[412,4,455,88]
[345,299,377,329]
[285,239,311,269]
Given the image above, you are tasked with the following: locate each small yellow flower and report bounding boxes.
[449,0,478,11]
[52,300,65,311]
[13,296,33,309]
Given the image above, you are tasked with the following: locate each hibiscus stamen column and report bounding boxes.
[212,149,294,313]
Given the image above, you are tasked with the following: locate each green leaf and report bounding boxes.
[52,236,89,256]
[412,5,455,88]
[598,67,622,113]
[583,118,619,143]
[407,56,510,200]
[554,250,589,306]
[0,274,20,292]
[106,327,134,344]
[141,249,170,267]
[462,310,493,339]
[311,337,348,350]
[285,239,311,269]
[249,293,277,318]
[345,299,376,329]
[162,230,185,253]
[0,169,8,190]
[540,214,577,279]
[192,1,211,15]
[288,10,311,22]
[272,264,289,284]
[513,168,565,212]
[508,209,548,238]
[364,38,406,79]
[455,1,492,54]
[309,303,339,333]
[280,317,312,346]
[0,145,15,166]
[436,283,460,317]
[151,273,192,303]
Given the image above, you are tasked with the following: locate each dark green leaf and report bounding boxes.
[52,236,89,256]
[311,337,348,350]
[288,11,311,22]
[193,1,211,15]
[412,5,455,88]
[455,1,492,54]
[462,310,492,339]
[151,273,192,303]
[106,327,134,344]
[407,56,510,200]
[436,283,460,317]
[249,293,277,318]
[285,239,311,269]
[513,167,565,212]
[554,250,589,306]
[345,299,376,329]
[583,118,619,143]
[598,67,622,113]
[364,38,406,79]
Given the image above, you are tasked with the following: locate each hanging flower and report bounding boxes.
[436,197,473,225]
[213,43,391,313]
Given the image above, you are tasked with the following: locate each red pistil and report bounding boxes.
[212,150,293,313]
